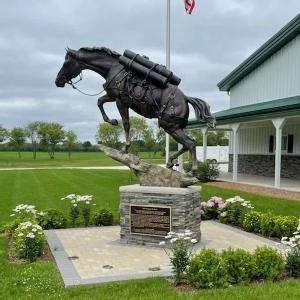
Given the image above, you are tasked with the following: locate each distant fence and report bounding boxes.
[196,146,229,163]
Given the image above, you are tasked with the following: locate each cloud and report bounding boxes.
[1,0,300,141]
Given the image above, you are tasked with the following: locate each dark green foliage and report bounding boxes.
[38,209,67,229]
[221,248,256,284]
[286,249,300,278]
[184,161,220,182]
[93,209,114,226]
[70,206,80,227]
[243,211,264,233]
[187,248,228,289]
[81,204,91,227]
[254,246,285,280]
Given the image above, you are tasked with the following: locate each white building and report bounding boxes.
[189,14,300,189]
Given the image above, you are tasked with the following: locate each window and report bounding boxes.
[269,134,294,154]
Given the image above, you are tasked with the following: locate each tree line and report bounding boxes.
[0,117,228,159]
[0,122,90,159]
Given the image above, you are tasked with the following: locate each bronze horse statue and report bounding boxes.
[55,47,215,173]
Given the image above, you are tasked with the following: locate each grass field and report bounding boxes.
[0,151,165,168]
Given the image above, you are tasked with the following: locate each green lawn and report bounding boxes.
[202,185,300,217]
[0,236,299,300]
[0,151,165,168]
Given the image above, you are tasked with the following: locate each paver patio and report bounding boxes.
[45,221,283,287]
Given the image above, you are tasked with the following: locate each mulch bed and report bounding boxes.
[6,235,53,264]
[205,181,300,201]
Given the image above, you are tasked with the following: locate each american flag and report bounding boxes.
[184,0,196,15]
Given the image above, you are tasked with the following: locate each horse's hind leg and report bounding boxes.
[165,128,197,173]
[97,94,118,125]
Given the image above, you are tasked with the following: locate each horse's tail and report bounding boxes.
[186,96,216,128]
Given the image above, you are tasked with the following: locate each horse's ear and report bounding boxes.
[67,48,77,58]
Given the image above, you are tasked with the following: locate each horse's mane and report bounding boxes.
[78,47,121,57]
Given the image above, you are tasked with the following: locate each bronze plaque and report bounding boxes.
[130,205,171,237]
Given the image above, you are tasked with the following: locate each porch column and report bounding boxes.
[177,143,183,172]
[231,123,240,182]
[201,127,208,162]
[272,118,286,188]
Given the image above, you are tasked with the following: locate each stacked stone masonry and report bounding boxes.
[119,185,201,246]
[228,154,300,179]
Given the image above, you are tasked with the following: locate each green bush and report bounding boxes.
[273,216,298,238]
[187,248,228,289]
[286,249,300,278]
[184,161,219,182]
[38,209,67,229]
[13,221,45,262]
[221,248,256,284]
[254,246,285,280]
[260,214,276,237]
[93,209,114,226]
[243,211,264,233]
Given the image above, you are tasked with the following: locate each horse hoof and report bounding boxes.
[110,119,118,126]
[166,162,174,169]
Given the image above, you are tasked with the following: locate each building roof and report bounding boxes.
[188,95,300,127]
[218,14,300,92]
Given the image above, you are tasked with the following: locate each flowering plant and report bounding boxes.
[13,221,45,262]
[200,196,226,220]
[10,204,45,221]
[61,194,95,226]
[159,230,197,283]
[219,196,254,226]
[281,220,300,277]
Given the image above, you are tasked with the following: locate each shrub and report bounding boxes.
[273,216,298,238]
[200,197,225,220]
[260,214,276,237]
[254,246,285,280]
[219,196,253,226]
[243,211,264,233]
[37,209,67,229]
[282,221,300,278]
[221,248,256,284]
[93,209,114,226]
[184,161,220,182]
[187,248,228,289]
[13,221,45,262]
[160,230,197,283]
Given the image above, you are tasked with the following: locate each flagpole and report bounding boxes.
[165,0,170,165]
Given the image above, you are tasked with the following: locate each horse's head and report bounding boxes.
[55,48,82,87]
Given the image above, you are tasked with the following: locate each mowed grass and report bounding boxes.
[0,237,299,300]
[0,169,137,226]
[202,185,300,217]
[0,151,165,168]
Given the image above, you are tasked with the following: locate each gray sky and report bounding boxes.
[1,0,300,142]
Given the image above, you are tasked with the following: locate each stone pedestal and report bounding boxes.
[119,185,201,246]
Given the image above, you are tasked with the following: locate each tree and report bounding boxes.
[0,125,8,143]
[25,121,42,160]
[9,127,26,158]
[129,116,149,142]
[144,129,155,156]
[39,123,65,159]
[97,122,122,148]
[82,141,92,151]
[65,130,78,159]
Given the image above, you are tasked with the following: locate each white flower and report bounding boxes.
[159,241,165,246]
[191,239,197,244]
[73,204,77,207]
[220,212,227,217]
[177,233,184,238]
[165,235,172,239]
[184,237,191,240]
[32,228,37,232]
[170,238,178,243]
[26,233,35,239]
[18,233,24,237]
[86,201,90,205]
[10,214,15,217]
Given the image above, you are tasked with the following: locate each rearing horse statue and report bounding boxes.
[55,47,215,173]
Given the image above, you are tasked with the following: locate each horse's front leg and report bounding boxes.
[116,101,131,152]
[97,94,118,125]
